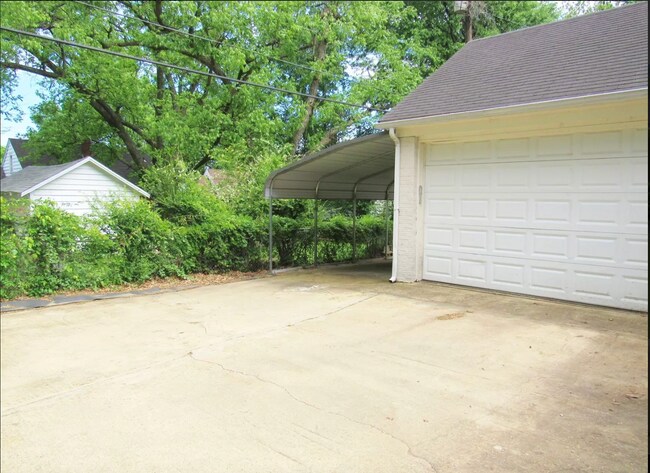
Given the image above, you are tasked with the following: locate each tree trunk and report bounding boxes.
[291,39,327,156]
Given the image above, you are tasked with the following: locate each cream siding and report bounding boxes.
[2,142,22,177]
[28,162,142,216]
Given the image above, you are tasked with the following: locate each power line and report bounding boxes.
[73,0,327,76]
[0,26,386,112]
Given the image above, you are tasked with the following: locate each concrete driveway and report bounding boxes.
[1,262,647,472]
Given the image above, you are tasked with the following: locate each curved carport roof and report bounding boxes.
[265,132,395,201]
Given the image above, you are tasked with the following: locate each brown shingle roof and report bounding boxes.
[380,3,648,124]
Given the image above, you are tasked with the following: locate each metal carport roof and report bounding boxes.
[265,132,395,201]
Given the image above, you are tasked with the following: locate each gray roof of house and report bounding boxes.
[380,2,648,124]
[7,138,58,165]
[8,138,29,159]
[0,159,83,195]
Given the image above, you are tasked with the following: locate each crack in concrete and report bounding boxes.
[1,352,191,417]
[1,294,378,417]
[257,438,305,466]
[188,321,208,335]
[286,294,379,327]
[188,352,437,472]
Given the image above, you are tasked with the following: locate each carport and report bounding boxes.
[264,131,397,272]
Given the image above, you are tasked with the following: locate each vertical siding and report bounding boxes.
[29,163,142,216]
[1,143,23,176]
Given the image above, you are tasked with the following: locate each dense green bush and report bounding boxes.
[94,199,191,282]
[0,198,32,299]
[0,161,391,299]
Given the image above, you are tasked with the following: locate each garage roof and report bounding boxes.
[379,2,648,125]
[265,132,394,200]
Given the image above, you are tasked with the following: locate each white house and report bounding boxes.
[266,3,648,311]
[0,156,150,216]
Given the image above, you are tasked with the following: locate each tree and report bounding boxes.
[1,1,566,178]
[559,1,637,18]
[1,1,426,172]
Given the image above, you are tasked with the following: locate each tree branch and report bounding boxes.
[0,62,58,79]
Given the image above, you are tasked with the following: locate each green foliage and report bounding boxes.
[25,200,85,294]
[559,1,636,18]
[95,199,190,282]
[1,185,389,299]
[0,1,576,300]
[1,1,565,171]
[0,197,33,299]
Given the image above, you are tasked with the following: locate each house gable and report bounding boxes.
[1,157,149,216]
[1,140,23,177]
[20,157,149,198]
[28,161,145,216]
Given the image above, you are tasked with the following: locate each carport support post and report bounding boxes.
[313,199,319,267]
[268,194,273,273]
[384,197,390,259]
[352,195,357,263]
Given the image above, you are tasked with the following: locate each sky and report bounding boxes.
[0,71,45,146]
[0,1,614,147]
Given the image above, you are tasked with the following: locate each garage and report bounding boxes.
[375,4,647,311]
[267,4,647,312]
[422,129,648,311]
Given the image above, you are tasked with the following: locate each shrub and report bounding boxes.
[0,157,392,300]
[0,197,32,299]
[95,199,190,282]
[23,200,83,294]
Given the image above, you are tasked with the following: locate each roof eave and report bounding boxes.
[21,157,150,198]
[265,131,389,198]
[376,88,648,129]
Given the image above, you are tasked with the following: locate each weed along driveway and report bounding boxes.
[1,262,647,473]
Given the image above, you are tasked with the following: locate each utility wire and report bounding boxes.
[73,0,327,76]
[0,26,386,112]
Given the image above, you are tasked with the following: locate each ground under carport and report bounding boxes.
[1,261,647,473]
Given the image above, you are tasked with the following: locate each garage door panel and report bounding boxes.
[493,262,525,288]
[531,233,570,259]
[458,229,488,251]
[424,255,453,279]
[494,199,529,225]
[493,230,527,256]
[631,128,648,153]
[581,130,624,156]
[575,235,618,264]
[424,225,647,271]
[537,134,574,158]
[626,200,649,229]
[622,239,648,267]
[496,138,530,158]
[426,130,647,166]
[425,193,647,234]
[630,162,649,190]
[535,163,575,189]
[621,274,649,306]
[425,158,646,194]
[573,270,616,300]
[423,249,648,310]
[424,131,648,310]
[457,258,487,283]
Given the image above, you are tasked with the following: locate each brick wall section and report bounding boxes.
[396,137,423,282]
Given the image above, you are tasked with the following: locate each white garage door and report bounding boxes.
[423,129,648,311]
